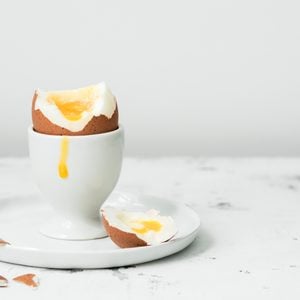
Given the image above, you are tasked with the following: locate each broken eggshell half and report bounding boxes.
[101,207,177,248]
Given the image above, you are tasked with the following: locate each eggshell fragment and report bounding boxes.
[32,92,119,136]
[0,239,10,246]
[102,214,147,248]
[102,207,177,249]
[13,273,39,288]
[0,275,8,288]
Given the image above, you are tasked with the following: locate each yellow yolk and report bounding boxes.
[46,86,96,121]
[58,137,69,179]
[131,220,162,234]
[53,101,92,121]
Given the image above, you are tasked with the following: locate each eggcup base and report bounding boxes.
[39,215,107,240]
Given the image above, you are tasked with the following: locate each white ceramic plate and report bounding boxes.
[0,191,200,269]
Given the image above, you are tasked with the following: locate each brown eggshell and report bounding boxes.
[0,275,8,288]
[32,92,119,135]
[0,239,10,246]
[102,213,147,248]
[13,273,39,288]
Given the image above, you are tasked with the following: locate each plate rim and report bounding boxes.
[0,192,200,268]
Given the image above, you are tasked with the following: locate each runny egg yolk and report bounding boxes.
[58,137,69,179]
[46,86,96,121]
[53,101,92,121]
[131,220,162,234]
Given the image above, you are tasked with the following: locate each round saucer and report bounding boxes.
[0,191,200,269]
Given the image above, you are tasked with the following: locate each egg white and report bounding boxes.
[34,82,116,132]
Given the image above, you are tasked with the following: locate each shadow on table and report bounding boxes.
[145,226,213,266]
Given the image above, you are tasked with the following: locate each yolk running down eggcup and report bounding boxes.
[28,83,124,240]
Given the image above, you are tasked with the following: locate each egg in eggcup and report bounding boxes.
[28,83,124,240]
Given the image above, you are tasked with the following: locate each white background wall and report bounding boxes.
[0,0,299,156]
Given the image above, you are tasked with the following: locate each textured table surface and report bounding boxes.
[0,157,299,299]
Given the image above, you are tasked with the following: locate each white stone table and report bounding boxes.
[0,157,299,299]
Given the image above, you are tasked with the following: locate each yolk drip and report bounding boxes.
[46,86,96,121]
[131,220,162,234]
[58,137,69,179]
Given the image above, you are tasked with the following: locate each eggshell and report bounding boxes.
[32,92,119,135]
[102,214,147,248]
[0,239,10,246]
[13,273,39,288]
[0,275,8,288]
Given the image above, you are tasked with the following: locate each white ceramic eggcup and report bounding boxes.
[28,126,124,240]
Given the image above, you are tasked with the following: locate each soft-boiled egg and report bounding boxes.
[102,207,177,248]
[32,82,118,135]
